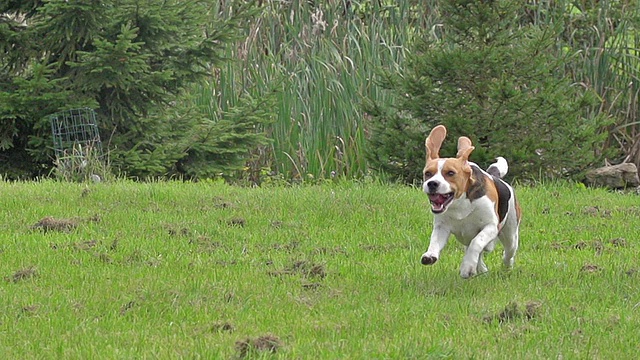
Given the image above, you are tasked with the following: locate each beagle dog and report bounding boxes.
[420,125,521,278]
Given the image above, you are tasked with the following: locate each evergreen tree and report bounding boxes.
[0,0,270,179]
[366,0,609,183]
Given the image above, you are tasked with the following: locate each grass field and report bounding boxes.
[0,180,639,359]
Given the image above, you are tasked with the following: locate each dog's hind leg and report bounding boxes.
[484,238,497,253]
[499,223,519,268]
[477,252,489,274]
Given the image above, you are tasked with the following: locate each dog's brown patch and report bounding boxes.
[443,158,475,200]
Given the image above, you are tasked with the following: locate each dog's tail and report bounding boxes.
[486,157,508,178]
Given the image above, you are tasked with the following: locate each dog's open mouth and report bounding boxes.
[428,193,454,213]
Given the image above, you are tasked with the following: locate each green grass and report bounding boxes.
[0,180,639,358]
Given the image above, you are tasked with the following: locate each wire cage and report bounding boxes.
[50,107,103,159]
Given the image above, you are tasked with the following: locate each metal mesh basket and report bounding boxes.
[50,107,103,158]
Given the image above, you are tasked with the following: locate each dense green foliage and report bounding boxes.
[2,0,640,182]
[0,0,272,179]
[366,0,611,183]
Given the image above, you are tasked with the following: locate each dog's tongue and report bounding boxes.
[429,194,448,212]
[429,194,448,205]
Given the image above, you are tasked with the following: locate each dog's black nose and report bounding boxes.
[426,180,439,192]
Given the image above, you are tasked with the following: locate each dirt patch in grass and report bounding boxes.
[211,321,235,333]
[226,217,246,227]
[31,215,100,233]
[483,300,542,324]
[360,243,409,252]
[609,237,628,247]
[31,216,79,232]
[581,205,612,217]
[268,260,326,279]
[109,239,119,251]
[22,304,40,314]
[96,252,113,264]
[313,246,347,256]
[235,334,282,358]
[213,260,238,267]
[71,239,99,251]
[123,249,162,266]
[119,300,137,316]
[213,196,234,209]
[50,239,116,264]
[301,281,323,290]
[580,263,601,273]
[551,238,627,254]
[7,267,38,283]
[164,223,191,237]
[189,236,225,253]
[271,241,300,253]
[194,321,235,335]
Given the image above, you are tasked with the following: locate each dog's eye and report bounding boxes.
[424,171,433,178]
[446,170,456,177]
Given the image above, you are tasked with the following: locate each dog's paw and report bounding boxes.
[460,265,477,279]
[502,256,515,268]
[421,254,438,265]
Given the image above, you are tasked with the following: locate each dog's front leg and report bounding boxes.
[460,225,499,278]
[421,225,450,265]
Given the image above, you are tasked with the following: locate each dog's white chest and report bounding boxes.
[436,197,498,245]
[451,218,488,245]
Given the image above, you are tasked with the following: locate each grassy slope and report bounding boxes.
[0,180,638,358]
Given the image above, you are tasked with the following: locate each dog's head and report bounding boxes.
[423,125,476,214]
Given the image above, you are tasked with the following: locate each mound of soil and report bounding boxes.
[7,267,38,283]
[484,300,542,323]
[235,334,282,358]
[31,216,79,232]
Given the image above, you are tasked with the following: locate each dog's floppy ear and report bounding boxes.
[425,125,447,160]
[456,136,475,161]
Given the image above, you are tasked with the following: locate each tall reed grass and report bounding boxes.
[192,0,640,182]
[192,0,436,181]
